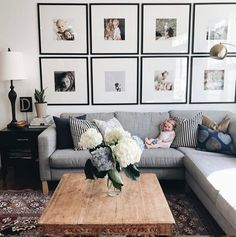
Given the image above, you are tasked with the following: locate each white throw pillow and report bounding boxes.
[93,117,124,136]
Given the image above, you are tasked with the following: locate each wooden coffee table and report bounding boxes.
[38,173,175,236]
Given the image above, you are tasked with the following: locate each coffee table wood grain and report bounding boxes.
[38,173,175,236]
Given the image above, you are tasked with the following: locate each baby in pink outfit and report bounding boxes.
[145,118,176,149]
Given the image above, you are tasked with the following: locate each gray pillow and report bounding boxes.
[69,117,99,150]
[171,113,203,148]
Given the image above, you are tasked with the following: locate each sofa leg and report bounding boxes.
[42,181,49,194]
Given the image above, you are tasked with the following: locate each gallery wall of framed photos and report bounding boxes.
[37,2,236,106]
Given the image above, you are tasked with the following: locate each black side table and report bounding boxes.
[0,127,47,182]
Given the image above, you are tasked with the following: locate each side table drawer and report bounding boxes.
[0,134,36,148]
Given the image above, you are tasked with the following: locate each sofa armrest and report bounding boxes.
[38,125,57,181]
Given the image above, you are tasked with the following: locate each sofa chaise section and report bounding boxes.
[179,147,236,235]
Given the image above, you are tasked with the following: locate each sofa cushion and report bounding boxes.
[114,111,169,140]
[169,110,232,123]
[179,147,236,203]
[138,148,184,168]
[171,113,202,148]
[202,115,231,132]
[53,115,86,149]
[60,112,114,121]
[216,188,236,230]
[94,117,124,136]
[50,149,91,168]
[196,124,236,155]
[69,117,99,150]
[228,116,236,147]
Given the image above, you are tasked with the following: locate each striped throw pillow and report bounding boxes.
[171,113,203,148]
[69,117,99,150]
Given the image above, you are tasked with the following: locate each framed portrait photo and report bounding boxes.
[90,4,139,54]
[39,57,89,105]
[141,56,188,104]
[91,57,138,105]
[37,3,88,54]
[142,4,191,54]
[190,56,236,103]
[193,3,236,54]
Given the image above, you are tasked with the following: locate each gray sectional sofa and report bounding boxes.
[38,110,236,235]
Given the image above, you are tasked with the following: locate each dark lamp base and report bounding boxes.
[7,121,18,129]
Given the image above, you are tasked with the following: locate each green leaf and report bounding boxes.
[108,168,123,190]
[124,164,140,181]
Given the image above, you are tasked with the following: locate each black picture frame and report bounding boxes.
[190,56,236,104]
[37,3,88,55]
[91,57,139,105]
[141,3,191,54]
[39,57,89,106]
[140,56,189,104]
[192,2,236,54]
[90,3,139,55]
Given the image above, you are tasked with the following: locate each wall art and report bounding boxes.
[91,57,138,104]
[38,3,88,54]
[190,56,236,103]
[90,4,139,54]
[40,57,89,105]
[141,56,188,104]
[142,4,191,54]
[193,3,236,54]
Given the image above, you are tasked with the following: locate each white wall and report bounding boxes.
[0,0,235,129]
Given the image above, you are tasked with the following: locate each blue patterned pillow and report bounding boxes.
[196,124,236,155]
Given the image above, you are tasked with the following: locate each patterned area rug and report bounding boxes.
[0,189,224,236]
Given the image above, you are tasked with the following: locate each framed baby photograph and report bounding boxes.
[142,4,191,54]
[193,3,236,54]
[37,3,88,54]
[141,56,188,104]
[90,4,139,54]
[190,56,236,103]
[39,57,89,105]
[91,57,138,104]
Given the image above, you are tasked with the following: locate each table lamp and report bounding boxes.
[0,48,27,128]
[210,43,236,59]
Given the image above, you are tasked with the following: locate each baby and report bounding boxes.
[112,19,122,40]
[55,19,74,41]
[145,118,176,149]
[55,19,66,40]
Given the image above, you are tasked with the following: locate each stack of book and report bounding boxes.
[29,115,54,128]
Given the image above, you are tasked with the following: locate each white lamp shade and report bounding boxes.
[0,51,27,81]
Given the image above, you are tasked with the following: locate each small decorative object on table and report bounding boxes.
[80,128,142,196]
[34,88,47,118]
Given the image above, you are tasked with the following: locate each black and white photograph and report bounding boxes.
[90,4,139,54]
[193,3,236,53]
[105,71,125,92]
[204,70,224,90]
[40,57,89,105]
[104,18,125,40]
[38,4,88,54]
[142,4,190,54]
[54,18,75,41]
[154,70,174,91]
[206,20,228,40]
[141,56,188,104]
[190,56,236,103]
[91,57,138,105]
[54,71,75,92]
[156,19,176,40]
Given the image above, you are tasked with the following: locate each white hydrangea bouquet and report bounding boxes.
[80,128,142,192]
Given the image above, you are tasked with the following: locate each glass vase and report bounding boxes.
[107,177,121,197]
